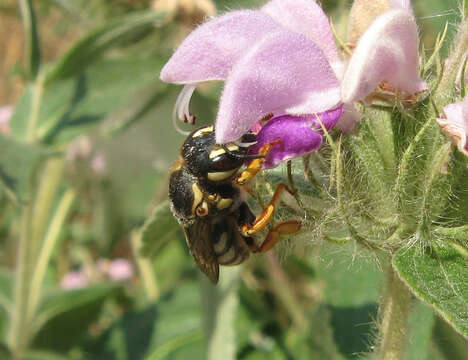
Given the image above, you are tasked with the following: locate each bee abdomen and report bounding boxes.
[213,220,249,266]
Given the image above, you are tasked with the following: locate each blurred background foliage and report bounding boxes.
[0,0,467,359]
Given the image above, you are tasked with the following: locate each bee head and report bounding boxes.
[181,126,256,182]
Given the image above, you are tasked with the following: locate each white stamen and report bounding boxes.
[172,84,197,135]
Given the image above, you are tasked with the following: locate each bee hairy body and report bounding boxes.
[169,125,257,283]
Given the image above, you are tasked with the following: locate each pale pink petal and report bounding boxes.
[390,0,414,13]
[160,10,282,84]
[215,31,341,143]
[335,103,362,133]
[341,9,427,103]
[261,0,342,74]
[437,97,468,154]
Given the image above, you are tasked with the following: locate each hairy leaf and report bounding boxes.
[393,240,468,338]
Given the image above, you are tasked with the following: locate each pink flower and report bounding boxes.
[437,96,468,156]
[0,105,13,135]
[160,0,427,167]
[98,258,134,282]
[107,258,134,282]
[341,5,427,104]
[60,270,89,290]
[161,0,342,168]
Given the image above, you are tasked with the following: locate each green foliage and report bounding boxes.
[141,201,182,257]
[44,10,166,85]
[19,0,41,79]
[10,56,166,145]
[32,284,122,352]
[316,244,384,307]
[393,239,468,338]
[0,134,48,203]
[1,0,468,359]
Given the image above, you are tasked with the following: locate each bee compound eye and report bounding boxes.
[195,202,209,217]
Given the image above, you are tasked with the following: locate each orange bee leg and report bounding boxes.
[235,139,281,185]
[254,221,302,253]
[241,183,293,236]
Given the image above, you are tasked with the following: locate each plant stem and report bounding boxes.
[9,199,33,356]
[26,72,44,143]
[377,266,411,360]
[29,158,65,261]
[27,188,76,324]
[131,230,159,302]
[9,157,64,356]
[201,267,240,360]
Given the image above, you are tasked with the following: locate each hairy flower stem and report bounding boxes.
[437,20,468,101]
[377,266,411,360]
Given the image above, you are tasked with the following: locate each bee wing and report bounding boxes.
[183,220,219,284]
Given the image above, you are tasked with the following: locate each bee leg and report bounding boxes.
[235,139,281,185]
[254,221,301,253]
[241,183,297,236]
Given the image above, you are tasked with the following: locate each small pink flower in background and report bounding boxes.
[107,258,134,282]
[91,152,107,176]
[66,135,93,163]
[98,258,134,282]
[60,270,89,290]
[0,105,13,135]
[437,97,468,156]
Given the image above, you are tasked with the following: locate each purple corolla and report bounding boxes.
[160,0,427,168]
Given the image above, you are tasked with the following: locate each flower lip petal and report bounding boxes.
[160,10,282,84]
[261,0,341,69]
[215,30,341,144]
[341,8,427,104]
[248,106,343,169]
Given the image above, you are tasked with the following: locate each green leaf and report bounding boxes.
[393,239,468,338]
[10,56,165,144]
[328,303,377,358]
[141,201,182,257]
[32,284,122,351]
[405,301,436,360]
[84,283,204,360]
[0,134,48,203]
[0,268,13,313]
[316,243,384,307]
[145,331,203,360]
[19,350,69,360]
[0,343,10,359]
[19,0,41,79]
[45,10,166,85]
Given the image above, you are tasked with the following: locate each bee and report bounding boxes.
[169,125,301,284]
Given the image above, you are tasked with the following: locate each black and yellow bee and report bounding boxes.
[169,125,301,284]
